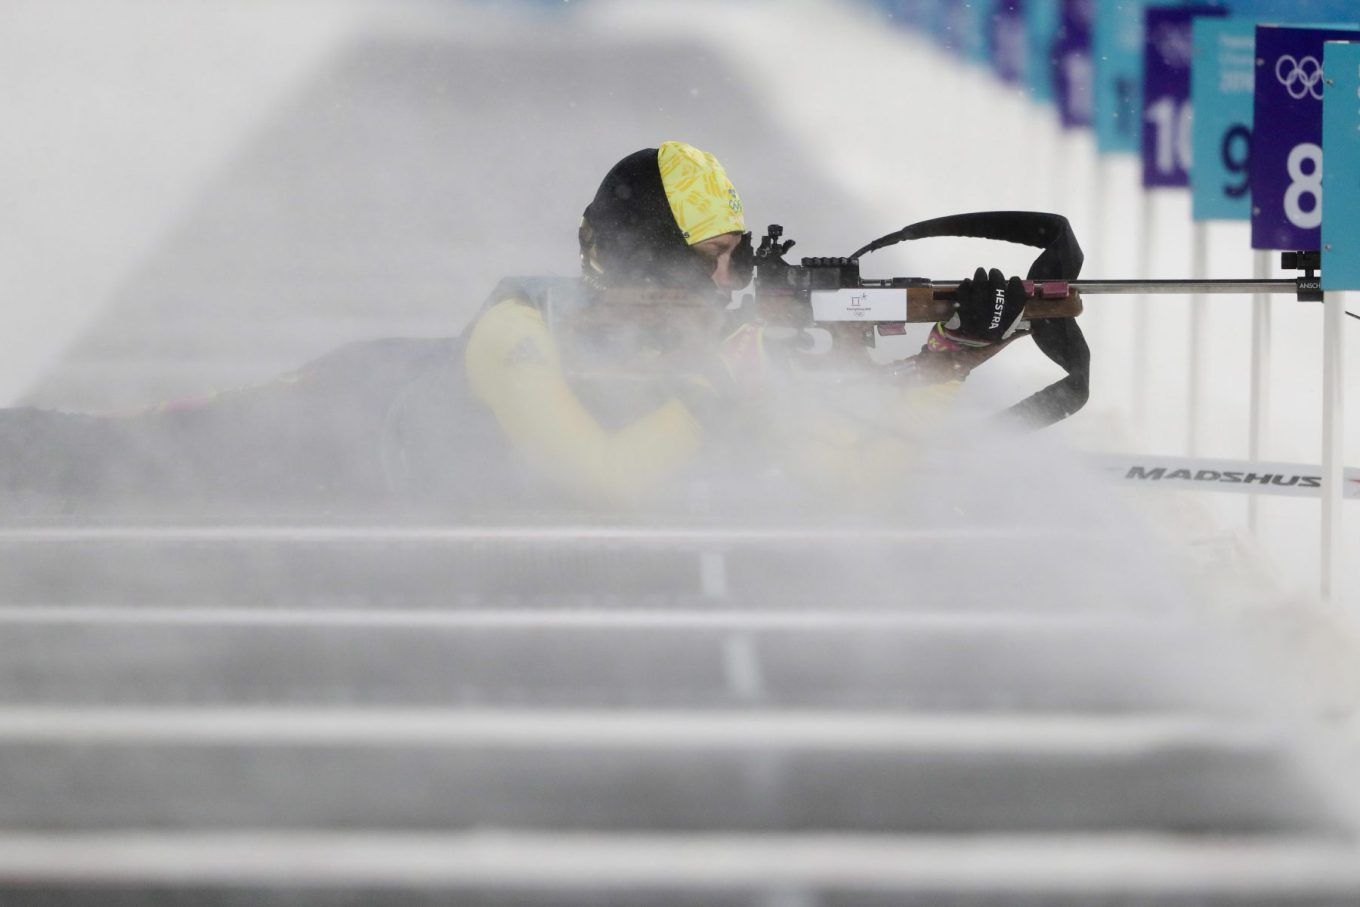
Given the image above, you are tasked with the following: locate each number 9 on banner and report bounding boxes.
[1218,123,1251,200]
[1191,18,1255,222]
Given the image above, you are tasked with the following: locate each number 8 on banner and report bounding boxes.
[1250,24,1360,251]
[1284,142,1323,229]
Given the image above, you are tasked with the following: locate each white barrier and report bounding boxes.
[1095,454,1360,500]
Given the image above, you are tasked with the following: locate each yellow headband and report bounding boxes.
[657,141,745,246]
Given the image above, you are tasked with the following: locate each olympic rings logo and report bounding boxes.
[1275,54,1324,101]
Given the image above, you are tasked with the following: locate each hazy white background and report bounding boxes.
[0,0,1355,608]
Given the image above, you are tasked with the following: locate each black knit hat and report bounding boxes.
[578,148,716,293]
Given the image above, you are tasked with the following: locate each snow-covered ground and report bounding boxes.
[1,0,1355,625]
[588,0,1360,612]
[2,4,1358,898]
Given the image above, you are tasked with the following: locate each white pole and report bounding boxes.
[1088,151,1109,381]
[1187,223,1209,456]
[1320,290,1346,602]
[1043,110,1062,214]
[1132,189,1154,430]
[1248,250,1272,535]
[1090,155,1108,277]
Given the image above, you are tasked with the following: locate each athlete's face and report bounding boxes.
[692,232,745,291]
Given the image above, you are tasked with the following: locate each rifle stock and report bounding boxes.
[905,287,1084,324]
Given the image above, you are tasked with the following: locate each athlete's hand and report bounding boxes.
[943,267,1027,345]
[713,322,774,393]
[665,322,776,432]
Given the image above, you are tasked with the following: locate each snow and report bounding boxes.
[0,0,1356,723]
[0,0,373,405]
[584,0,1360,609]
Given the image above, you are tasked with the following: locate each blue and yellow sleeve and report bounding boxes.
[464,299,705,507]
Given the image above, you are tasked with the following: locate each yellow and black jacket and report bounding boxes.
[462,278,707,508]
[462,277,963,510]
[0,278,962,514]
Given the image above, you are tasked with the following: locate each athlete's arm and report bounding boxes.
[464,298,705,506]
[779,380,961,504]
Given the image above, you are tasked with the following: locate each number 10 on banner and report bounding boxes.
[1145,95,1193,177]
[1251,24,1360,250]
[1143,6,1224,189]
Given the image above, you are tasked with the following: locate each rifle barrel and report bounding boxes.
[1066,279,1301,295]
[923,278,1304,296]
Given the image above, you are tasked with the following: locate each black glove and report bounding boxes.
[944,267,1027,345]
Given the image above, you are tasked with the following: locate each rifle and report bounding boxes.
[749,212,1323,428]
[752,223,1322,344]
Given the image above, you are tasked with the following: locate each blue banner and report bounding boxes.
[877,0,939,31]
[1025,0,1061,104]
[1093,0,1150,153]
[991,0,1028,85]
[1251,24,1360,251]
[1229,0,1360,19]
[1191,18,1256,220]
[1321,40,1360,291]
[1143,5,1226,188]
[1054,0,1094,127]
[936,0,989,61]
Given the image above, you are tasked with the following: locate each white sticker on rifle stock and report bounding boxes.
[810,289,907,322]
